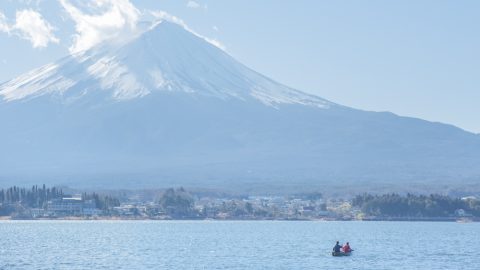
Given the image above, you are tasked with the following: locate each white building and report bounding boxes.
[47,196,101,216]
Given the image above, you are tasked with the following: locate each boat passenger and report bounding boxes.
[342,242,351,253]
[333,241,342,253]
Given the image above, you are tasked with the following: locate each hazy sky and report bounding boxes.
[0,0,479,133]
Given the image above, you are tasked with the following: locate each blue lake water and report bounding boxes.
[0,221,478,269]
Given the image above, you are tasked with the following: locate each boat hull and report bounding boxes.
[332,252,352,257]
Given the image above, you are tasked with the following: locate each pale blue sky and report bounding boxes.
[0,1,479,133]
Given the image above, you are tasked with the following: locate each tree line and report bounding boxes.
[352,193,480,217]
[0,185,64,209]
[0,185,121,216]
[82,192,120,211]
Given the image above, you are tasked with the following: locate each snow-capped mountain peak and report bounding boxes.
[0,20,331,109]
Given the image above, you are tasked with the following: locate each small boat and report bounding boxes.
[332,251,352,257]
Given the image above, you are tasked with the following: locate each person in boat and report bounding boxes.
[333,241,343,253]
[342,242,352,253]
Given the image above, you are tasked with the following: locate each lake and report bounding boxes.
[0,221,478,269]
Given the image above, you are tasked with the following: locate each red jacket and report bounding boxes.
[343,244,351,253]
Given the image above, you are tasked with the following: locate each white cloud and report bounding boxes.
[8,9,59,48]
[59,0,140,53]
[1,9,59,48]
[0,11,11,33]
[186,1,208,11]
[150,10,226,51]
[13,0,43,5]
[213,25,218,32]
[150,11,188,28]
[186,1,201,9]
[57,0,224,53]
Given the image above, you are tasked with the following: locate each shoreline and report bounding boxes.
[1,216,478,222]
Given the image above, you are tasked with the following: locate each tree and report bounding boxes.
[157,188,195,218]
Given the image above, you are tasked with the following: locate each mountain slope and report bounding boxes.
[0,21,479,191]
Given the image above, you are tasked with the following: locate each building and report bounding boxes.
[47,196,100,216]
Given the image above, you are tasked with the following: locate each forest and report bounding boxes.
[0,185,119,216]
[352,193,480,217]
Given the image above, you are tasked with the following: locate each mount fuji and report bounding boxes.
[1,21,479,192]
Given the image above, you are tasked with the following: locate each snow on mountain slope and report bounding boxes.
[0,21,331,109]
